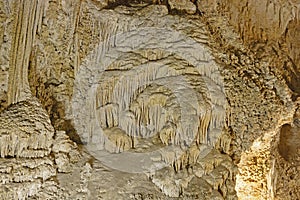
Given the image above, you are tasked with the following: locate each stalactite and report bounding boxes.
[198,109,212,144]
[159,122,176,145]
[266,159,276,199]
[214,131,232,154]
[70,11,230,200]
[90,48,226,153]
[103,127,133,153]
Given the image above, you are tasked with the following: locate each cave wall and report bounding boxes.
[199,0,300,97]
[0,0,299,199]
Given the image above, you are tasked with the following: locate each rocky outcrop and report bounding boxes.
[0,0,299,199]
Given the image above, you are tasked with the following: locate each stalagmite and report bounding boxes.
[0,99,53,158]
[0,97,58,198]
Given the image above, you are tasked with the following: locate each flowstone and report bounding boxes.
[0,0,298,199]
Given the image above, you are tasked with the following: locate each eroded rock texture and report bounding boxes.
[0,98,55,199]
[0,0,299,199]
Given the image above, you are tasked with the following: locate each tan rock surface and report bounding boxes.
[0,0,299,199]
[168,0,197,14]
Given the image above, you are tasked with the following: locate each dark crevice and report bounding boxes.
[49,98,83,145]
[28,56,83,145]
[193,0,203,16]
[104,0,153,9]
[278,121,300,165]
[282,59,300,101]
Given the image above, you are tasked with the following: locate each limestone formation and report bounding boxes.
[0,98,55,199]
[0,0,299,199]
[168,0,197,14]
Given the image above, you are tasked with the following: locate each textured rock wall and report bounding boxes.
[198,0,300,97]
[197,1,300,199]
[0,0,299,199]
[228,0,300,76]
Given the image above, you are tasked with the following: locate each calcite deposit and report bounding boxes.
[0,0,299,199]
